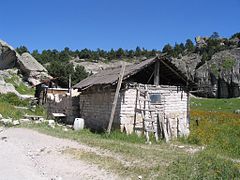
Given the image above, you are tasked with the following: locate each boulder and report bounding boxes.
[18,52,52,85]
[18,52,47,73]
[0,118,12,125]
[12,120,20,126]
[19,118,31,123]
[0,76,20,95]
[48,120,55,128]
[0,40,18,70]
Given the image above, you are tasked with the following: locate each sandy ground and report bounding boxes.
[0,127,118,180]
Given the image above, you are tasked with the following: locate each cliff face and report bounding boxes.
[172,48,240,98]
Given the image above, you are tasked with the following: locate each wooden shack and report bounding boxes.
[73,56,193,140]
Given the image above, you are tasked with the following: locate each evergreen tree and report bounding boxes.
[185,39,195,52]
[210,32,220,39]
[116,48,125,59]
[162,44,173,56]
[72,65,89,85]
[16,46,29,55]
[135,46,142,57]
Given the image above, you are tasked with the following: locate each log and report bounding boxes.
[107,62,126,134]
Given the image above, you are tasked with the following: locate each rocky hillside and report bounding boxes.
[2,33,240,98]
[0,40,51,97]
[171,48,240,98]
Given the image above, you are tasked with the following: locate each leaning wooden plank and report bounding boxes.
[107,62,126,134]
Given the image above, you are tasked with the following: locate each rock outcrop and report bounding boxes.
[173,48,240,98]
[0,70,20,95]
[0,40,18,69]
[171,53,202,81]
[0,39,52,96]
[70,60,132,74]
[18,52,51,85]
[195,48,240,98]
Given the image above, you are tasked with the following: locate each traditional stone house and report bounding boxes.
[73,56,193,140]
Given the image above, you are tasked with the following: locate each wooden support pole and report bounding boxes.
[154,61,160,85]
[107,62,126,134]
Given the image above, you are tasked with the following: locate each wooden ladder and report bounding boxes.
[137,85,158,143]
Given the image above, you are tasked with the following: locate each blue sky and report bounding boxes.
[1,0,240,52]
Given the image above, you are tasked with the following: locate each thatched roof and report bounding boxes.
[73,56,192,90]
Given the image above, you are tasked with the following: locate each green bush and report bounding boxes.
[0,93,30,106]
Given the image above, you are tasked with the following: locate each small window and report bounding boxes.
[150,93,161,104]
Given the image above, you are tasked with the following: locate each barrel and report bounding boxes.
[73,118,84,131]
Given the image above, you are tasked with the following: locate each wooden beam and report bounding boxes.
[160,59,187,84]
[154,61,160,85]
[107,62,126,134]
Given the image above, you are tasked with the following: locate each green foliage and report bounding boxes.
[101,130,145,144]
[47,62,89,87]
[222,56,236,70]
[72,65,89,85]
[162,44,173,56]
[172,43,184,57]
[185,39,195,52]
[16,45,29,55]
[0,93,30,106]
[189,98,240,158]
[4,75,34,95]
[167,151,240,179]
[210,32,220,39]
[230,32,240,39]
[0,93,47,119]
[210,64,219,76]
[31,46,159,64]
[191,97,240,113]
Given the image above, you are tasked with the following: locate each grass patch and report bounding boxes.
[0,93,30,106]
[0,93,47,119]
[4,75,34,95]
[18,97,240,179]
[189,98,240,159]
[167,151,240,179]
[191,97,240,113]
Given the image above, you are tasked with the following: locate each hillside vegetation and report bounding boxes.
[15,32,240,89]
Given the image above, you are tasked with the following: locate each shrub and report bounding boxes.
[0,93,30,106]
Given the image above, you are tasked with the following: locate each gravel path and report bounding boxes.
[0,127,118,180]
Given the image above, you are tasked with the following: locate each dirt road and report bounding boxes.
[0,127,118,180]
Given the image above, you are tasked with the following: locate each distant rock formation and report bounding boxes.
[172,48,240,98]
[195,48,240,98]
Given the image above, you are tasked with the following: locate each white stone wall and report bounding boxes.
[160,88,189,137]
[79,84,189,138]
[119,88,137,134]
